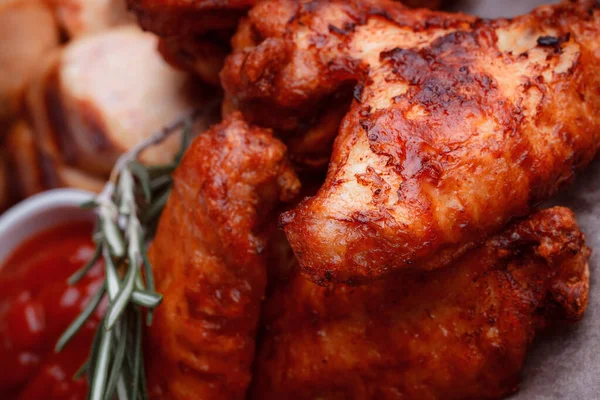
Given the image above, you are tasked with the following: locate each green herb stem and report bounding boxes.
[54,107,212,400]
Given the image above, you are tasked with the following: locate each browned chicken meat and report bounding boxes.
[222,0,600,283]
[252,207,590,400]
[126,0,450,84]
[145,112,300,400]
[127,0,445,37]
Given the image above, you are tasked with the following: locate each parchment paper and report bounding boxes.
[453,1,599,399]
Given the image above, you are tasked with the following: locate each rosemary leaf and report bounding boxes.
[130,161,152,203]
[131,308,143,400]
[124,315,136,373]
[132,290,163,308]
[135,274,146,292]
[143,188,171,224]
[139,347,149,400]
[90,328,113,400]
[117,374,131,400]
[175,118,193,164]
[55,283,106,352]
[104,320,128,400]
[81,200,99,210]
[69,245,102,285]
[101,213,125,257]
[74,360,89,381]
[146,163,177,178]
[149,175,172,192]
[140,242,155,294]
[119,170,136,216]
[56,109,205,400]
[87,315,105,385]
[105,256,137,330]
[103,247,122,300]
[140,241,156,326]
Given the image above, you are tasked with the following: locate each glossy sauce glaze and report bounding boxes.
[0,221,105,400]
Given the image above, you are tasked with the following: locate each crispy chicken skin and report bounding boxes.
[127,0,445,37]
[251,207,590,400]
[222,0,472,138]
[222,0,600,283]
[126,0,448,83]
[126,0,250,83]
[126,0,252,38]
[145,112,300,400]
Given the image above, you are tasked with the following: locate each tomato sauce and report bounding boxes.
[0,221,105,400]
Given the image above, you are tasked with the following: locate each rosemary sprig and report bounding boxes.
[55,108,206,400]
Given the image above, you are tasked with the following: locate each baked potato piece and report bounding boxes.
[0,0,59,131]
[45,0,134,38]
[20,26,214,198]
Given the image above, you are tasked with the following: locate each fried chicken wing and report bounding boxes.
[252,207,590,400]
[126,0,449,84]
[222,0,600,283]
[222,0,469,137]
[145,112,300,400]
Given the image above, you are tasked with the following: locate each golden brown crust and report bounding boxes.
[158,35,230,86]
[221,0,472,132]
[222,0,600,283]
[127,0,252,37]
[127,0,446,37]
[221,0,472,166]
[251,207,590,400]
[126,0,449,83]
[145,112,300,400]
[126,0,251,83]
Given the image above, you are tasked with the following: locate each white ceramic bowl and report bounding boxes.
[0,189,95,267]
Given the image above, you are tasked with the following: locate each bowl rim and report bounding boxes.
[0,188,95,235]
[0,189,96,268]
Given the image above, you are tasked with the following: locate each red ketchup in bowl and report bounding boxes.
[0,221,105,400]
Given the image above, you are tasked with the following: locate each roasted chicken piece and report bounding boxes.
[223,0,600,283]
[14,25,212,201]
[126,0,450,84]
[127,0,446,38]
[221,0,473,167]
[126,0,251,84]
[0,0,59,131]
[45,0,134,38]
[145,112,300,400]
[252,207,590,400]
